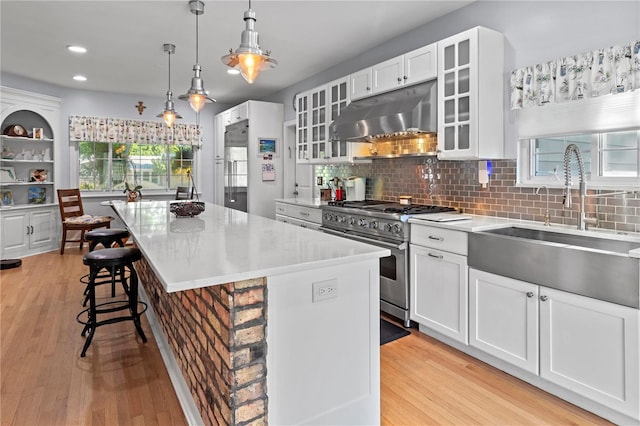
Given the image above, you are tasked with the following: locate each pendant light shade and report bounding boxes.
[157,44,182,128]
[221,1,277,84]
[179,0,215,112]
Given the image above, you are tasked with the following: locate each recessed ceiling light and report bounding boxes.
[226,69,240,75]
[73,75,87,82]
[67,45,87,54]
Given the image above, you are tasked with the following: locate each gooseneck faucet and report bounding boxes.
[563,144,587,230]
[562,143,638,230]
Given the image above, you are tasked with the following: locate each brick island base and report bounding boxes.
[137,255,268,425]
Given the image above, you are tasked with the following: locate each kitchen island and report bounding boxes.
[111,200,389,426]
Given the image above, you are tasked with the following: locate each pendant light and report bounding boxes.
[179,0,215,112]
[157,44,182,128]
[221,0,277,84]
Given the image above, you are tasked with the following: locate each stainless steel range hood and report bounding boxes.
[329,80,437,142]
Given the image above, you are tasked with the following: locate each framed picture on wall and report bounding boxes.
[258,137,277,155]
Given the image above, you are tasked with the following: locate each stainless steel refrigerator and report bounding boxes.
[224,119,248,212]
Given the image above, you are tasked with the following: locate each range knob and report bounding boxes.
[393,224,402,234]
[358,218,368,227]
[370,221,379,229]
[385,223,393,232]
[349,217,356,225]
[337,215,346,223]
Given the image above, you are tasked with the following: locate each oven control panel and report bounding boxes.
[322,212,407,240]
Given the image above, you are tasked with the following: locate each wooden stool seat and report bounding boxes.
[84,228,130,251]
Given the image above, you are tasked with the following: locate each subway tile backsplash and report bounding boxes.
[315,158,639,234]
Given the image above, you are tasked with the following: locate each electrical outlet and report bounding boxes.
[312,279,338,302]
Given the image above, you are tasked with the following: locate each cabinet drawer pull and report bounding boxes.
[30,226,34,234]
[299,211,310,216]
[526,291,535,298]
[428,235,444,241]
[427,252,443,259]
[26,226,31,235]
[540,295,548,302]
[277,207,285,212]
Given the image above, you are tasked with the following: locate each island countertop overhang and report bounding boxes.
[111,200,390,293]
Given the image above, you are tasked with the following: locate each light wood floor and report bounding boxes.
[1,250,611,425]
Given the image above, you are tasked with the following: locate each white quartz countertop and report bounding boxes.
[112,201,389,292]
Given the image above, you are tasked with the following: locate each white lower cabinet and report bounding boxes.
[540,287,639,420]
[468,268,639,422]
[469,269,539,374]
[411,245,468,344]
[275,201,322,231]
[410,223,469,345]
[1,206,58,257]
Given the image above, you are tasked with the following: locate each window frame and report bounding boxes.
[70,140,201,195]
[517,129,640,190]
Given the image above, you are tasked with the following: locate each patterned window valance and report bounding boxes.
[511,41,640,110]
[68,116,202,146]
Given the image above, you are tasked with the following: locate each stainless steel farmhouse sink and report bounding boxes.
[468,226,640,308]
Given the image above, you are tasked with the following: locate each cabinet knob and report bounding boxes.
[526,291,535,298]
[366,87,371,91]
[540,295,548,302]
[404,75,408,80]
[397,77,402,82]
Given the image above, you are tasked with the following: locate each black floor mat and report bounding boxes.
[380,318,410,345]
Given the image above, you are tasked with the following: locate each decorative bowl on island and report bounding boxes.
[169,200,205,217]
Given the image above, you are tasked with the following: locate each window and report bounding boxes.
[78,141,194,192]
[69,116,201,193]
[518,129,640,188]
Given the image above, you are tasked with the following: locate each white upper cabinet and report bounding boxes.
[223,103,249,126]
[354,43,438,101]
[372,56,404,94]
[437,26,504,160]
[350,68,373,101]
[404,44,437,85]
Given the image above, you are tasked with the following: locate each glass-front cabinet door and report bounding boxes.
[309,85,328,161]
[438,31,475,158]
[437,26,504,160]
[296,91,309,163]
[329,77,350,161]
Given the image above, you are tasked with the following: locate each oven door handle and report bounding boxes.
[320,227,406,250]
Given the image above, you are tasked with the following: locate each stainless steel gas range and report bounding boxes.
[320,200,455,327]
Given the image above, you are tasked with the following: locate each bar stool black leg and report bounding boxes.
[80,267,99,357]
[128,267,147,342]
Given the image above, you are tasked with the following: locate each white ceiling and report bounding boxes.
[0,1,473,105]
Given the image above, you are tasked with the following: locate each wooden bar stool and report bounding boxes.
[77,247,147,357]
